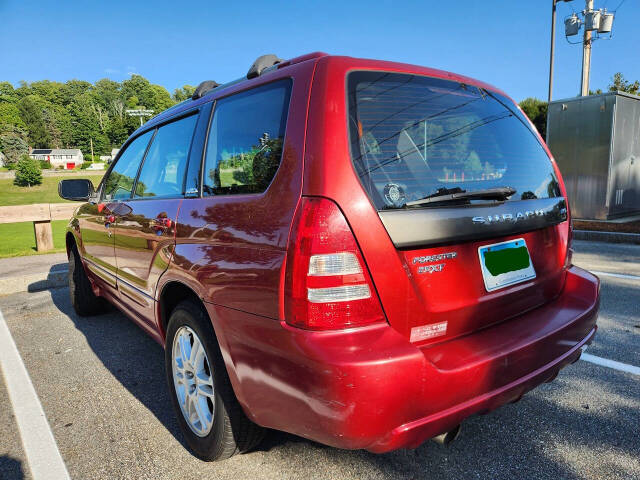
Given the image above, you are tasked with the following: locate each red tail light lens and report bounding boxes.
[283,197,385,330]
[565,218,574,268]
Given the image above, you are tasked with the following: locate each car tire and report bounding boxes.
[165,300,265,461]
[68,244,105,316]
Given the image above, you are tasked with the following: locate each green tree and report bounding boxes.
[69,94,109,155]
[18,95,51,147]
[50,104,72,147]
[172,85,196,102]
[122,75,154,108]
[60,80,92,106]
[149,84,174,113]
[0,132,28,164]
[93,79,121,108]
[519,97,548,138]
[0,82,19,103]
[608,72,640,95]
[29,80,65,104]
[0,102,26,131]
[107,116,131,147]
[0,74,178,154]
[13,154,42,186]
[125,95,140,108]
[252,136,283,189]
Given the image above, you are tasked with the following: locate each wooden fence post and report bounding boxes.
[33,220,54,252]
[0,203,76,253]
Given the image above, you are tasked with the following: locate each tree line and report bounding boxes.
[1,71,638,167]
[0,75,195,165]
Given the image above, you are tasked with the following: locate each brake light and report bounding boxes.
[565,218,574,268]
[283,197,385,330]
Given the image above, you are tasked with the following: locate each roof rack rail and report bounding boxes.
[192,80,220,100]
[247,54,282,79]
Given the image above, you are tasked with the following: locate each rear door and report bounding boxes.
[113,111,200,327]
[78,130,154,292]
[346,71,569,344]
[304,60,570,345]
[173,78,296,320]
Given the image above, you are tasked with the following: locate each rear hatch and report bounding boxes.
[346,71,570,344]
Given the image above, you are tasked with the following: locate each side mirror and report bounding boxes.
[58,179,95,201]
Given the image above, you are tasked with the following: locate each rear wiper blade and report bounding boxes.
[405,186,516,207]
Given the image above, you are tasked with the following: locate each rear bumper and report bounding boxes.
[207,265,599,452]
[371,324,595,452]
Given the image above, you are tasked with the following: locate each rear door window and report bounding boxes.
[347,72,561,210]
[103,130,154,201]
[203,79,292,195]
[134,113,198,198]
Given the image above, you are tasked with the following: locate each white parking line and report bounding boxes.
[590,270,640,281]
[0,308,70,480]
[581,347,640,376]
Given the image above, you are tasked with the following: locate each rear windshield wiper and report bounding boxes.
[405,186,516,207]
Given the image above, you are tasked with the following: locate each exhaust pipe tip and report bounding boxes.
[432,424,461,446]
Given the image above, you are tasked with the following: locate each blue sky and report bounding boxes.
[0,0,637,102]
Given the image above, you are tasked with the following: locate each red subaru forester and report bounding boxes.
[59,52,599,461]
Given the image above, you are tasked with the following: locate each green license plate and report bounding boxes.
[478,238,536,292]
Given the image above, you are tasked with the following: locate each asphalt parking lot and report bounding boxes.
[0,240,638,480]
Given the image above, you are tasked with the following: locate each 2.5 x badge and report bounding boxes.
[413,251,457,274]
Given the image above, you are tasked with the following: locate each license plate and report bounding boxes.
[478,238,536,292]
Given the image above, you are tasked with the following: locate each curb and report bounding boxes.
[574,230,640,245]
[0,268,68,296]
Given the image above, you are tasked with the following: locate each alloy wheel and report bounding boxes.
[172,326,215,437]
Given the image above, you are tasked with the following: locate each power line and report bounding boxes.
[612,0,626,12]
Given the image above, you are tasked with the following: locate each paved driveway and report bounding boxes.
[0,240,638,480]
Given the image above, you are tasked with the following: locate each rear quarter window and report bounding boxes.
[203,79,292,195]
[347,71,561,210]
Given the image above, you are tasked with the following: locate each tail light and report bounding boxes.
[283,197,385,330]
[565,218,574,268]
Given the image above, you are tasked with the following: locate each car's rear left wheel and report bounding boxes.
[164,300,265,461]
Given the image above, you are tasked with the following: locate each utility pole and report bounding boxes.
[580,0,594,96]
[548,1,574,104]
[90,137,94,161]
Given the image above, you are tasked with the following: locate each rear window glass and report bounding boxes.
[347,71,561,210]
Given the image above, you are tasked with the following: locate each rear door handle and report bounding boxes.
[153,217,174,235]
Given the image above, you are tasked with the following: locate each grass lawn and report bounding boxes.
[0,174,103,206]
[0,220,68,258]
[0,221,152,258]
[219,167,248,187]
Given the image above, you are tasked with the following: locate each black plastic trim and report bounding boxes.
[378,198,568,249]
